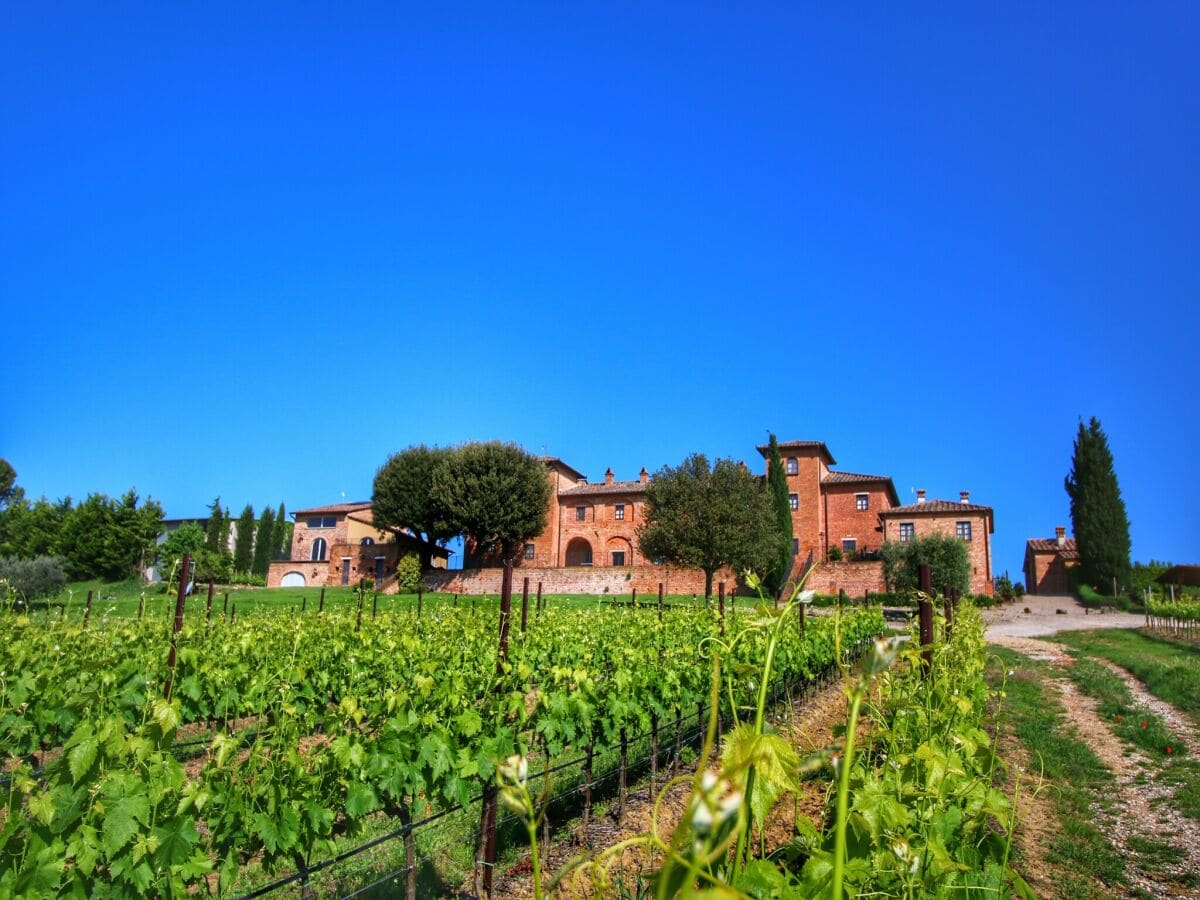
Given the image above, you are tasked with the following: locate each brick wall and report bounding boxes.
[805,560,887,596]
[1025,551,1077,594]
[420,564,740,597]
[822,484,892,554]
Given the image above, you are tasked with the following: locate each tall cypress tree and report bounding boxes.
[204,497,224,552]
[233,504,256,573]
[764,433,794,596]
[252,506,275,577]
[1065,417,1132,591]
[271,502,289,560]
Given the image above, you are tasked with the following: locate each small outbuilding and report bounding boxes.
[1023,527,1079,595]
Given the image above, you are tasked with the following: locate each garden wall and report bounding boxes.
[419,564,740,597]
[804,560,886,596]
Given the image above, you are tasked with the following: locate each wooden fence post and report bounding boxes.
[318,587,325,613]
[480,561,514,896]
[206,580,214,623]
[372,590,379,621]
[536,582,543,617]
[164,552,189,700]
[521,576,529,632]
[658,582,664,623]
[82,590,94,628]
[918,563,934,676]
[223,592,229,617]
[718,582,725,637]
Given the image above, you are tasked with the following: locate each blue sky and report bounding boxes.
[3,2,1197,580]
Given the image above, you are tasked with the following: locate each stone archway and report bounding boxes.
[565,537,593,566]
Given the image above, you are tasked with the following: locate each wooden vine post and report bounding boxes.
[82,590,94,628]
[718,581,725,637]
[318,587,325,613]
[223,592,229,617]
[658,581,664,623]
[535,582,543,618]
[417,588,423,618]
[918,563,934,676]
[163,552,189,700]
[618,727,629,823]
[631,587,637,607]
[521,576,529,632]
[206,580,214,623]
[480,561,514,897]
[372,590,379,621]
[355,580,365,633]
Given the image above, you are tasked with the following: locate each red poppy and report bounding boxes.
[1166,747,1174,754]
[1141,721,1148,728]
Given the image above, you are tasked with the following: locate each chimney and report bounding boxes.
[604,467,614,485]
[960,490,970,504]
[1056,526,1066,548]
[576,477,587,485]
[639,467,648,484]
[916,489,926,504]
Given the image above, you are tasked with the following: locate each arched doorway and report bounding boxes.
[565,537,593,566]
[280,571,306,587]
[607,537,633,566]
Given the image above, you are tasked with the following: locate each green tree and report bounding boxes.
[1,496,72,559]
[233,504,256,573]
[881,534,970,596]
[1065,417,1132,590]
[372,445,458,568]
[637,454,782,599]
[763,434,794,597]
[271,502,290,560]
[395,552,422,593]
[251,505,276,577]
[157,521,230,589]
[430,442,551,564]
[58,490,161,581]
[0,458,16,508]
[204,498,224,553]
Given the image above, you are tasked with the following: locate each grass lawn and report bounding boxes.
[31,579,729,622]
[1052,629,1200,720]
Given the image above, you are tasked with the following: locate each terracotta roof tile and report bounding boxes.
[823,471,891,485]
[879,499,993,515]
[1026,537,1080,560]
[755,440,837,464]
[561,481,647,497]
[293,501,372,517]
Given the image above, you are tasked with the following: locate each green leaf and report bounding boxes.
[102,795,149,855]
[67,736,99,785]
[345,782,379,819]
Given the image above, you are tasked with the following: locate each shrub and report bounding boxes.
[230,572,266,587]
[826,547,843,562]
[0,556,67,606]
[396,552,422,593]
[881,535,970,595]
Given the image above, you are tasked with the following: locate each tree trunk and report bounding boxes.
[704,568,714,600]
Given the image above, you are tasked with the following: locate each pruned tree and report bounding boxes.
[372,445,458,568]
[430,442,551,564]
[271,502,290,560]
[204,498,224,553]
[637,454,782,599]
[1065,417,1132,591]
[763,433,794,596]
[233,504,256,573]
[880,534,970,596]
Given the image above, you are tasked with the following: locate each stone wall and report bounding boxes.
[419,564,740,597]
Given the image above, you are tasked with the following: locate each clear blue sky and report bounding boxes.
[3,3,1198,580]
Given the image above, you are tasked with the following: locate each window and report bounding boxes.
[524,542,535,560]
[855,494,869,511]
[614,503,625,520]
[792,538,799,555]
[360,537,374,545]
[788,493,799,510]
[311,537,328,561]
[611,550,626,566]
[576,506,587,522]
[899,523,915,543]
[842,538,857,554]
[956,521,973,541]
[786,457,798,475]
[305,516,336,528]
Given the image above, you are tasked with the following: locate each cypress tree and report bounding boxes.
[233,504,256,573]
[219,506,232,553]
[252,506,275,577]
[204,497,224,552]
[764,433,794,596]
[271,502,289,560]
[1065,417,1132,591]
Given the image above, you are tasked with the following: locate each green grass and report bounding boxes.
[30,579,729,623]
[1052,629,1200,720]
[988,646,1126,894]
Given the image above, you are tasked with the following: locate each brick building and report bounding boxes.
[878,491,995,595]
[1022,527,1078,594]
[266,502,447,589]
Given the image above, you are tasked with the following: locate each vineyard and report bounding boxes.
[0,579,886,897]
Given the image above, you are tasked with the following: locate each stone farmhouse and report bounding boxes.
[426,438,995,597]
[1022,527,1078,594]
[266,502,447,589]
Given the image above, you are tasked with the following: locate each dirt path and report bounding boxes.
[491,679,849,898]
[992,635,1200,897]
[984,593,1145,639]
